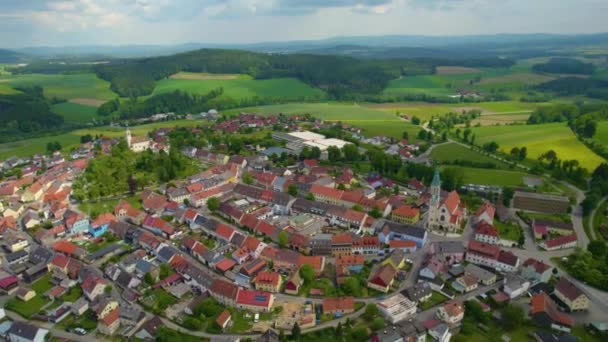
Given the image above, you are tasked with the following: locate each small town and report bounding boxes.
[0,109,606,342]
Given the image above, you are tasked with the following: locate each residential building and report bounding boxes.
[403,282,432,303]
[521,258,553,283]
[391,205,420,225]
[436,301,464,325]
[554,278,589,311]
[235,289,274,312]
[284,271,302,295]
[377,220,427,248]
[378,293,417,324]
[529,293,574,330]
[474,222,499,245]
[452,273,479,293]
[474,202,495,226]
[254,272,282,293]
[7,322,48,342]
[465,240,500,268]
[464,264,497,285]
[503,274,530,299]
[322,297,355,315]
[368,263,397,293]
[495,250,520,273]
[540,234,577,251]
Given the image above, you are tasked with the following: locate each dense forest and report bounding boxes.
[536,77,608,100]
[532,57,595,75]
[0,87,65,142]
[92,49,437,99]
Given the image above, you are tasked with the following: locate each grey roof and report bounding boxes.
[157,246,178,263]
[464,264,496,282]
[381,221,427,239]
[29,247,53,265]
[6,250,28,263]
[86,243,122,261]
[403,282,432,302]
[135,260,154,274]
[433,241,465,255]
[259,147,294,157]
[8,321,40,340]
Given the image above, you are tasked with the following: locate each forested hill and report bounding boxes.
[93,49,436,99]
[0,48,25,63]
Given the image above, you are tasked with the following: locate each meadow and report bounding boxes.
[592,121,608,146]
[443,165,530,186]
[51,102,101,123]
[225,102,421,139]
[470,122,606,171]
[366,101,540,122]
[153,73,324,100]
[0,73,116,102]
[430,143,510,168]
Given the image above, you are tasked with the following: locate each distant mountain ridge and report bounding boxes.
[0,48,26,63]
[9,32,608,58]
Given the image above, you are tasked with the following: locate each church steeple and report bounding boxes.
[125,125,132,148]
[430,167,441,207]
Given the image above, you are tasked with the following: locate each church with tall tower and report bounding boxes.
[125,126,169,153]
[425,168,466,232]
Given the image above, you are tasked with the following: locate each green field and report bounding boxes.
[443,166,530,186]
[153,74,324,100]
[0,73,116,102]
[367,100,540,122]
[593,121,608,146]
[52,102,101,123]
[431,143,510,168]
[225,102,420,139]
[471,122,606,170]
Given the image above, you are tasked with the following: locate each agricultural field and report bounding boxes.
[51,102,101,123]
[430,143,510,168]
[592,121,608,146]
[225,102,420,139]
[153,73,324,100]
[436,66,481,74]
[471,122,606,171]
[442,165,530,187]
[366,101,539,122]
[0,73,116,103]
[470,113,530,126]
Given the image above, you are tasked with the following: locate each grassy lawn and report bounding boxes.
[226,309,254,333]
[592,121,608,146]
[60,286,84,302]
[6,295,50,319]
[431,143,510,168]
[470,122,605,171]
[56,310,99,331]
[143,289,177,314]
[51,102,102,123]
[495,220,523,242]
[442,166,528,187]
[299,278,338,297]
[78,195,142,217]
[32,273,54,293]
[420,291,449,310]
[0,73,116,101]
[153,75,324,100]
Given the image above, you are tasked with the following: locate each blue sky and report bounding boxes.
[1,0,607,47]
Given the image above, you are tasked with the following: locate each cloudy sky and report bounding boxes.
[1,0,606,47]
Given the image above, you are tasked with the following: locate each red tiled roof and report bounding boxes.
[255,221,276,237]
[53,240,79,255]
[216,258,237,272]
[497,250,519,266]
[216,309,231,327]
[369,264,396,287]
[392,205,419,218]
[50,254,70,269]
[353,236,380,247]
[442,191,460,214]
[530,293,574,327]
[336,255,364,267]
[255,271,281,286]
[555,278,586,302]
[522,258,551,274]
[310,184,343,200]
[389,240,417,248]
[101,308,120,326]
[0,275,19,289]
[236,289,273,307]
[91,212,116,228]
[323,297,354,313]
[298,255,324,272]
[476,222,499,238]
[210,279,239,300]
[331,233,353,245]
[82,275,105,295]
[340,191,364,204]
[544,234,577,248]
[340,209,366,223]
[475,202,496,219]
[467,240,500,259]
[443,301,464,317]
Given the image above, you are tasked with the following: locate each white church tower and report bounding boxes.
[426,167,442,230]
[125,126,132,148]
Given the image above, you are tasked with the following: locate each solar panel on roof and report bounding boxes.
[255,295,267,301]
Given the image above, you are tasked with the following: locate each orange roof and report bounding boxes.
[53,240,79,255]
[389,240,417,248]
[443,301,464,318]
[298,255,324,272]
[216,309,231,327]
[323,297,354,312]
[310,184,343,200]
[331,233,353,245]
[392,205,419,218]
[442,191,461,214]
[91,212,116,228]
[101,308,120,326]
[254,271,281,286]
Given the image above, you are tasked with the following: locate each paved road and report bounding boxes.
[587,195,607,241]
[5,310,99,342]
